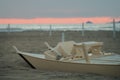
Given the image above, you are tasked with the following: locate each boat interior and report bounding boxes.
[13,41,120,65]
[43,41,120,64]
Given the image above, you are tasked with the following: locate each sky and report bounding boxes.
[0,0,120,24]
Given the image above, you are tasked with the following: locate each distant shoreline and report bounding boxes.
[0,23,120,31]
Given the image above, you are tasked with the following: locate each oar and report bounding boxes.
[44,42,62,60]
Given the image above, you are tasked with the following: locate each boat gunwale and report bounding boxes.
[19,52,120,66]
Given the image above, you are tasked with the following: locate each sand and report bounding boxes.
[0,31,120,80]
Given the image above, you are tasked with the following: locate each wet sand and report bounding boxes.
[0,31,120,80]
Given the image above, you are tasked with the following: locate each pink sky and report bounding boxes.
[0,17,120,24]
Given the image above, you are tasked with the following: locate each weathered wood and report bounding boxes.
[113,19,116,39]
[82,23,85,36]
[49,25,52,36]
[44,42,61,56]
[61,31,65,42]
[82,43,90,63]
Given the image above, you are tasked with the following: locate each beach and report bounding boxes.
[0,31,120,80]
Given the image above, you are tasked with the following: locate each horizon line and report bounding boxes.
[0,17,120,24]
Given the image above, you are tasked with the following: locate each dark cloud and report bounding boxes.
[0,0,120,18]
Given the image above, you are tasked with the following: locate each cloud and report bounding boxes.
[0,17,119,24]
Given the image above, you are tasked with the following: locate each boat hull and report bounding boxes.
[20,53,120,76]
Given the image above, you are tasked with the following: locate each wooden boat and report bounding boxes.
[13,41,120,76]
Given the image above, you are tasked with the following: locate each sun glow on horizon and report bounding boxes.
[0,17,120,24]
